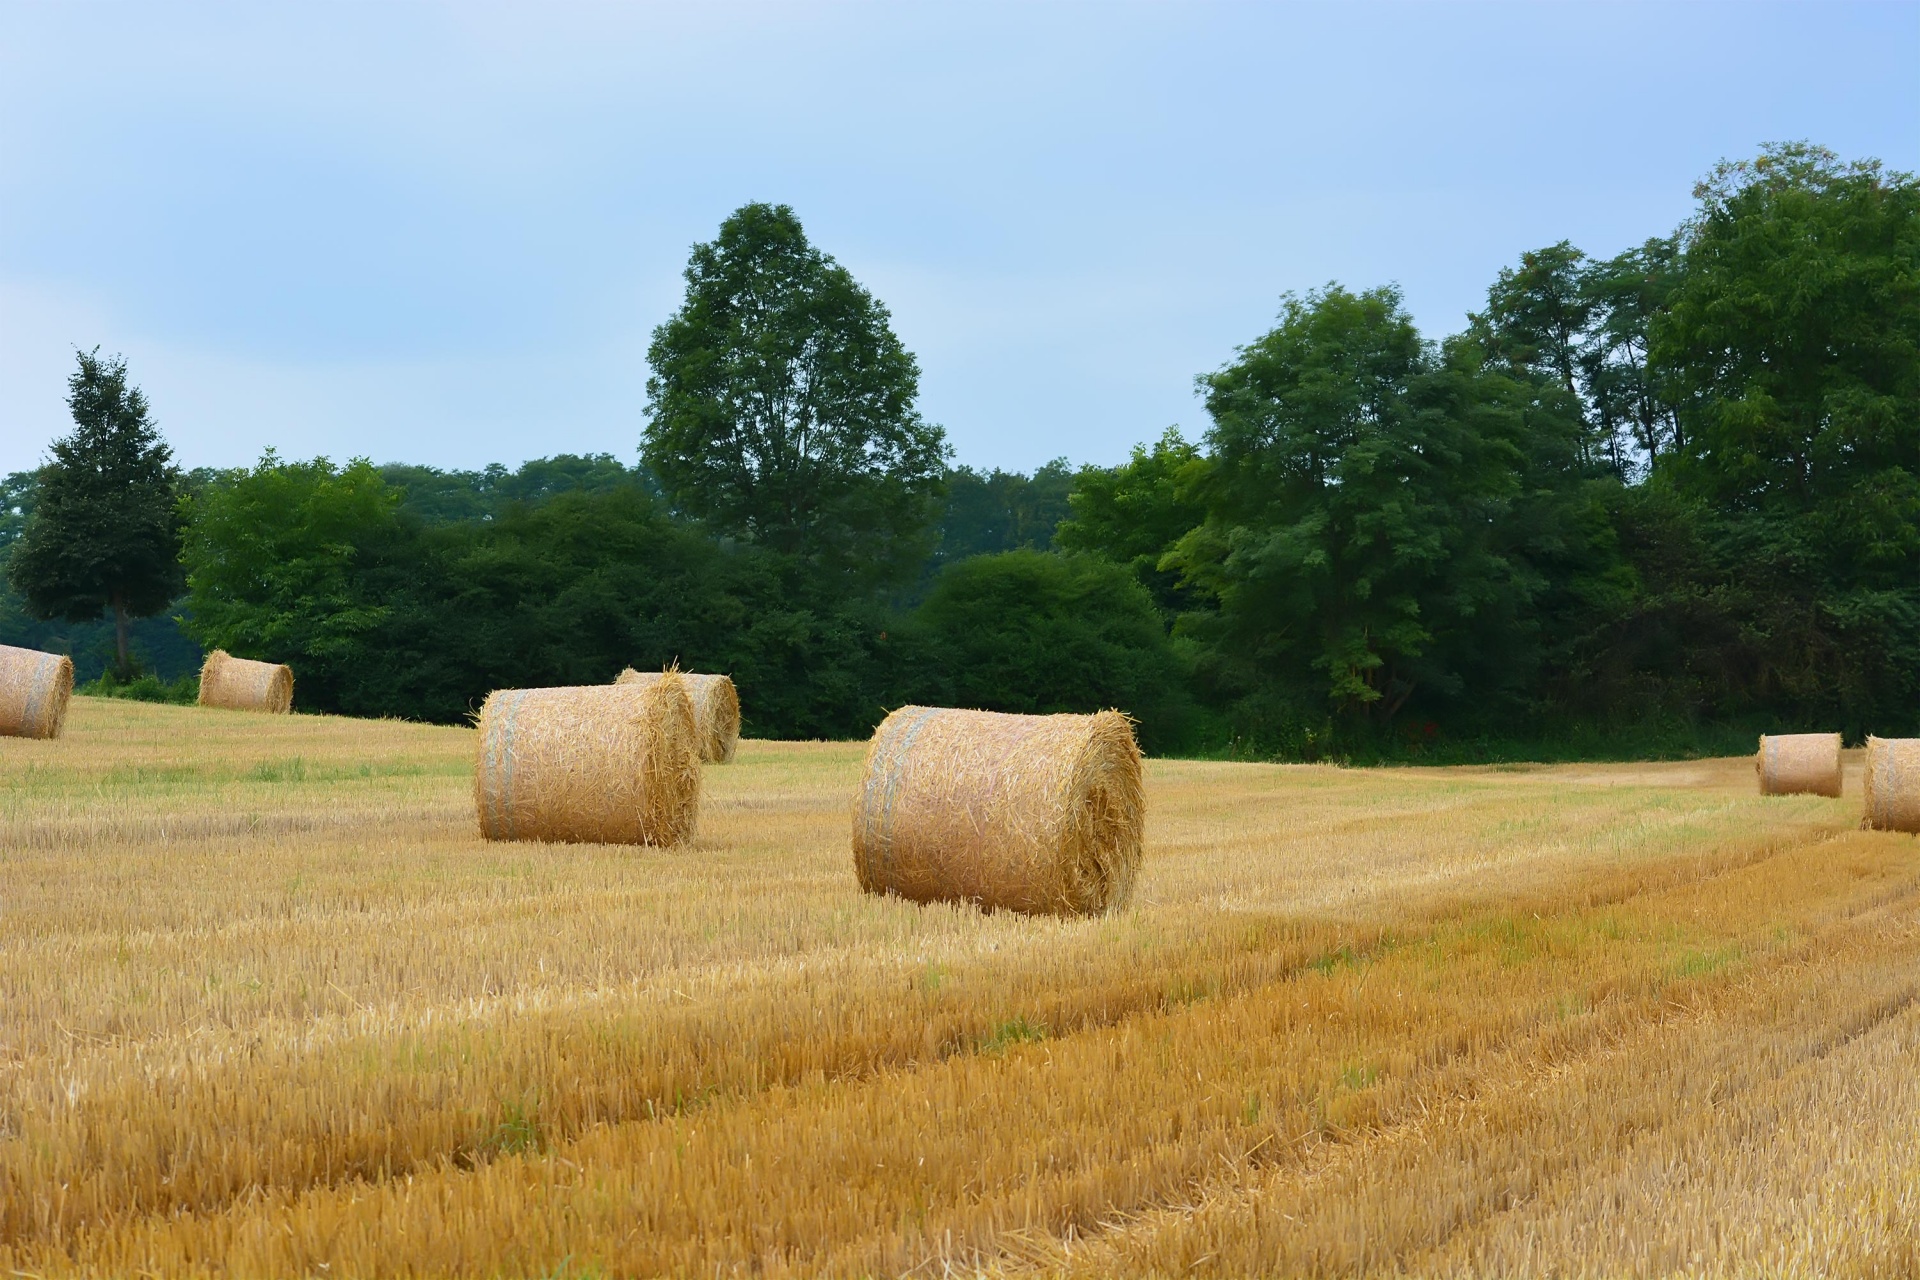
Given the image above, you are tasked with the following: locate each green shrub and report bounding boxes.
[905,550,1197,751]
[81,669,198,704]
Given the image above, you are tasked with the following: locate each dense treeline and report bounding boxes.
[3,144,1914,758]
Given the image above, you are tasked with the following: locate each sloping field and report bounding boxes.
[2,699,1915,1277]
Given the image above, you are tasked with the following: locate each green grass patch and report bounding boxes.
[980,1016,1049,1053]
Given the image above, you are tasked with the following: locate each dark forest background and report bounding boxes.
[4,144,1915,761]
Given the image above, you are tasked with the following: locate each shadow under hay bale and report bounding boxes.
[1864,737,1920,833]
[0,643,74,740]
[197,649,294,714]
[616,668,740,763]
[852,705,1144,917]
[1756,732,1842,797]
[475,674,702,846]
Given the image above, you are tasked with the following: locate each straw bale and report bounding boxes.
[197,649,294,714]
[0,643,74,740]
[1755,732,1842,797]
[475,674,701,845]
[852,705,1144,916]
[616,668,740,762]
[1863,736,1920,834]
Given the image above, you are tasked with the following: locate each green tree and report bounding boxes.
[1467,241,1625,474]
[907,550,1193,749]
[1470,241,1593,400]
[177,453,907,734]
[0,471,36,555]
[1471,238,1692,478]
[1645,143,1920,730]
[644,202,949,586]
[1172,286,1583,737]
[1578,237,1683,472]
[7,350,183,678]
[411,486,900,737]
[1655,144,1918,545]
[1054,427,1209,616]
[179,453,409,707]
[935,459,1075,564]
[380,454,644,524]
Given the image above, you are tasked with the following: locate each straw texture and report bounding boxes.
[197,650,294,715]
[1863,736,1920,834]
[852,705,1144,916]
[1756,732,1842,797]
[0,643,74,740]
[475,674,702,846]
[616,668,740,763]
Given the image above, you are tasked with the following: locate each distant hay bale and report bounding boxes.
[475,674,702,846]
[0,643,74,740]
[616,668,740,763]
[1756,732,1842,797]
[1863,736,1920,833]
[197,649,294,714]
[852,705,1144,916]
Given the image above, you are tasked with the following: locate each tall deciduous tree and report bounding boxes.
[1467,241,1617,472]
[936,459,1075,565]
[1470,240,1593,399]
[179,452,403,691]
[8,350,182,677]
[908,550,1193,748]
[1578,236,1683,473]
[643,203,949,586]
[1647,142,1920,728]
[1654,144,1919,553]
[1054,427,1209,616]
[1170,286,1551,729]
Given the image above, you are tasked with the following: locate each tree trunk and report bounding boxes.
[112,593,131,680]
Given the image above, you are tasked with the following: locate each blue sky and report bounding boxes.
[2,1,1915,476]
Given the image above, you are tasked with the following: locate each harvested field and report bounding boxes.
[1,699,1914,1278]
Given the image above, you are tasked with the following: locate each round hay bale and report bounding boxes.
[852,705,1144,917]
[1863,736,1920,834]
[0,643,74,740]
[616,668,740,763]
[475,674,702,846]
[197,649,294,714]
[1756,732,1842,797]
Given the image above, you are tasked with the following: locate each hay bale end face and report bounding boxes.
[616,668,740,763]
[1756,732,1843,797]
[476,675,702,846]
[852,705,1144,917]
[0,643,74,740]
[197,650,294,714]
[1864,737,1920,834]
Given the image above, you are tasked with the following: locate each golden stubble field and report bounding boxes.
[1,698,1916,1278]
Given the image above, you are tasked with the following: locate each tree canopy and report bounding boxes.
[1166,286,1591,733]
[1646,143,1920,730]
[12,152,1912,757]
[643,202,949,587]
[908,550,1193,750]
[6,351,182,677]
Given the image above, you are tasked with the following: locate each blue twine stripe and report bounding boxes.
[486,690,529,839]
[19,656,48,736]
[864,706,939,887]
